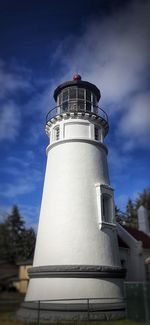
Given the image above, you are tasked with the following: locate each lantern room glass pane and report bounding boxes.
[86,90,91,102]
[93,94,97,106]
[58,94,61,105]
[69,101,77,111]
[78,100,84,111]
[69,87,77,99]
[62,90,68,102]
[86,90,91,111]
[86,102,91,112]
[78,88,84,99]
[61,101,68,112]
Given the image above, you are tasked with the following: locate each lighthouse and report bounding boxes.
[19,74,125,321]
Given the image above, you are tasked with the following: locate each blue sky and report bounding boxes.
[0,0,149,228]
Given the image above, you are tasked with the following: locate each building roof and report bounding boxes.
[53,80,101,101]
[17,258,33,266]
[123,225,150,249]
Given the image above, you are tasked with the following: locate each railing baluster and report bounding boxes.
[87,298,90,321]
[37,300,40,324]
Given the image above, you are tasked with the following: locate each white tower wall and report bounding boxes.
[33,140,118,267]
[26,117,122,302]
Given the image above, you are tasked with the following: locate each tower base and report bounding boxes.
[18,265,126,322]
[17,301,125,322]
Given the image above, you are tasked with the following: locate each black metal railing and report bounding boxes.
[46,100,108,125]
[124,281,150,324]
[23,296,124,324]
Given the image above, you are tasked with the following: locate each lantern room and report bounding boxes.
[46,75,109,141]
[54,75,101,115]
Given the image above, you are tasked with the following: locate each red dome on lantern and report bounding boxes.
[73,73,81,81]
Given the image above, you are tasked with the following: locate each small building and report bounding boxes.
[0,260,32,293]
[117,223,150,281]
[117,206,150,282]
[16,259,32,294]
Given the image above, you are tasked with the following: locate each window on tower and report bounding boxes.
[102,194,112,223]
[94,126,99,140]
[95,184,115,229]
[54,126,60,141]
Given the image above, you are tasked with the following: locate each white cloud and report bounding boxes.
[118,92,150,149]
[108,146,131,175]
[22,81,57,144]
[0,59,32,99]
[0,102,21,141]
[0,59,36,143]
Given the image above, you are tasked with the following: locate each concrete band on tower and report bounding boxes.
[28,265,126,278]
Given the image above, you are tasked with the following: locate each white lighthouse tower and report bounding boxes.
[19,74,125,321]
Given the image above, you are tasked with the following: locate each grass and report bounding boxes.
[0,312,145,325]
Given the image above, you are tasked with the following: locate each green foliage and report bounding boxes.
[126,188,150,228]
[0,205,36,264]
[126,198,138,228]
[115,188,150,228]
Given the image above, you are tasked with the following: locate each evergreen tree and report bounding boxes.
[19,228,36,262]
[126,198,137,228]
[115,205,129,225]
[0,205,36,264]
[0,223,9,261]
